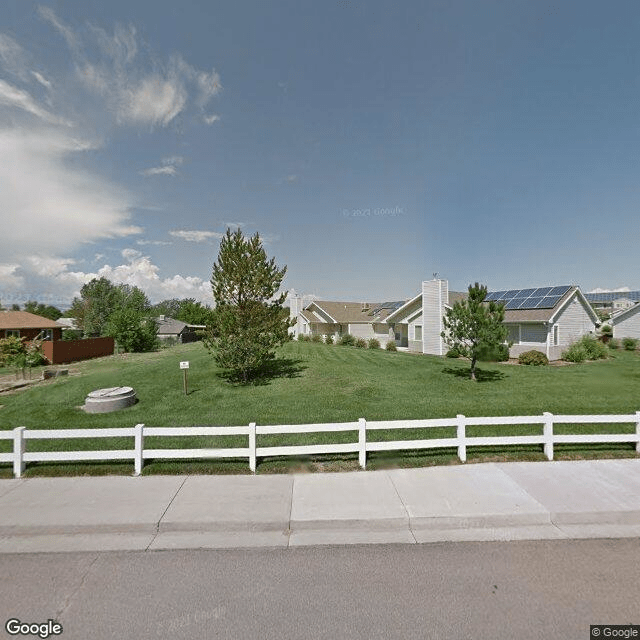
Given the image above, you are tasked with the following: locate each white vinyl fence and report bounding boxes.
[1,412,639,478]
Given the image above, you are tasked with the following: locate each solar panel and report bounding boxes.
[549,285,571,297]
[533,287,552,297]
[485,292,499,301]
[504,298,526,309]
[518,288,537,297]
[537,296,562,308]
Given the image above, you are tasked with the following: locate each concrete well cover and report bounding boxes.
[84,387,137,413]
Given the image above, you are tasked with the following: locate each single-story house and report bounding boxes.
[290,279,600,361]
[156,316,206,343]
[585,291,640,313]
[0,311,63,341]
[610,302,640,340]
[289,297,406,346]
[385,279,599,361]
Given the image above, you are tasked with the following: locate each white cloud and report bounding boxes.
[203,113,220,125]
[39,8,221,129]
[0,33,29,80]
[31,71,52,90]
[169,230,224,243]
[136,239,172,246]
[587,287,631,294]
[0,128,142,261]
[0,252,213,306]
[140,155,184,177]
[0,79,70,126]
[284,174,298,183]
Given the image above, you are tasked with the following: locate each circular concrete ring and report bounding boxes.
[84,386,137,413]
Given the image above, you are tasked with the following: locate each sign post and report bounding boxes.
[180,361,190,395]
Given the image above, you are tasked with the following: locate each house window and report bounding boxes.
[5,329,19,338]
[41,329,53,341]
[414,325,422,341]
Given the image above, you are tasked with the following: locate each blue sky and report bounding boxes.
[1,1,640,308]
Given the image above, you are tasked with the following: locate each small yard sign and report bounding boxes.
[179,361,190,395]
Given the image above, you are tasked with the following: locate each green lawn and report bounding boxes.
[0,341,638,476]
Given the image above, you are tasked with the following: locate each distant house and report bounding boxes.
[156,316,206,343]
[290,279,600,361]
[289,298,405,346]
[610,302,640,340]
[585,291,640,314]
[0,311,63,341]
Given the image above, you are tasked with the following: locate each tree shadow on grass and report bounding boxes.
[442,366,507,383]
[217,357,307,386]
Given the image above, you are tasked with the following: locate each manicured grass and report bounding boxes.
[0,341,638,476]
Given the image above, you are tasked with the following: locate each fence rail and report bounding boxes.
[2,412,639,478]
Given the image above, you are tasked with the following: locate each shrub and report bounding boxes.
[297,334,308,342]
[518,350,549,366]
[0,336,26,366]
[477,343,510,362]
[562,343,587,363]
[446,348,460,358]
[61,329,83,341]
[608,338,619,350]
[355,338,367,348]
[581,334,608,360]
[622,337,638,351]
[338,334,356,346]
[600,324,613,337]
[324,335,334,345]
[311,334,322,343]
[385,341,397,351]
[367,338,380,349]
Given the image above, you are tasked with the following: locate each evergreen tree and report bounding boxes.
[205,228,291,382]
[441,283,509,381]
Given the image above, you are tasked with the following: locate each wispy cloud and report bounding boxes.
[140,155,184,177]
[38,7,221,129]
[203,113,220,125]
[0,79,70,125]
[169,230,224,243]
[0,129,141,261]
[136,239,172,246]
[284,174,298,183]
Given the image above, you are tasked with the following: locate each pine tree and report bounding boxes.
[441,283,509,381]
[205,228,291,382]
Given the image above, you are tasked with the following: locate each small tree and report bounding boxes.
[441,283,509,381]
[105,308,158,353]
[205,228,292,382]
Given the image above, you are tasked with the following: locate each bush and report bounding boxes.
[622,337,638,351]
[311,334,322,343]
[600,324,613,337]
[0,336,26,366]
[385,341,397,351]
[355,338,367,348]
[446,348,460,358]
[562,343,587,363]
[297,334,308,342]
[518,350,549,366]
[608,338,619,350]
[477,343,510,362]
[61,329,83,341]
[367,338,380,349]
[580,334,608,360]
[338,334,356,346]
[324,335,334,345]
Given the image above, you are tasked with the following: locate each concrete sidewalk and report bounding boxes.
[0,459,639,553]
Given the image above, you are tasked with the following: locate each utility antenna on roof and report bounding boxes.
[433,272,439,280]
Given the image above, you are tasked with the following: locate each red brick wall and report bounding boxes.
[42,337,115,364]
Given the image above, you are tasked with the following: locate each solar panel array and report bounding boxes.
[485,286,572,310]
[584,291,640,302]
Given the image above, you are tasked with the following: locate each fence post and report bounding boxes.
[358,418,367,469]
[134,424,144,476]
[13,426,26,479]
[456,414,466,463]
[636,412,640,455]
[249,422,257,473]
[543,412,554,461]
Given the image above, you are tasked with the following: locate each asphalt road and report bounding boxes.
[1,539,638,640]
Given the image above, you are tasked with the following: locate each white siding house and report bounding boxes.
[611,303,640,340]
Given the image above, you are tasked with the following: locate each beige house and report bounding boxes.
[289,297,404,346]
[610,303,640,340]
